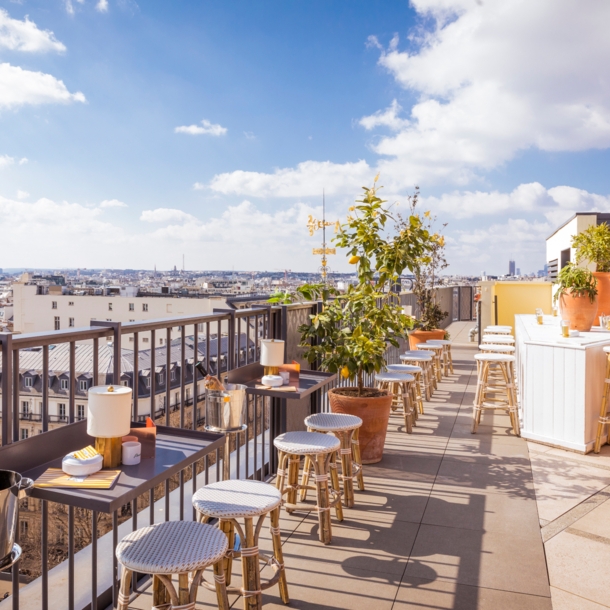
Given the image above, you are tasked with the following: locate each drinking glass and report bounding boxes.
[552,305,558,317]
[561,320,569,337]
[536,308,543,325]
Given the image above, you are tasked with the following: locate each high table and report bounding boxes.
[516,314,610,453]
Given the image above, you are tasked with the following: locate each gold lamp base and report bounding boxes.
[95,437,122,468]
[264,366,280,376]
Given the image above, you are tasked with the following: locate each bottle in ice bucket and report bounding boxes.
[536,308,543,325]
[561,320,569,338]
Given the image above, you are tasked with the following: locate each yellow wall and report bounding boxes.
[492,282,553,328]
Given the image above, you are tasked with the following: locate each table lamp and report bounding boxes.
[87,385,132,468]
[260,339,285,375]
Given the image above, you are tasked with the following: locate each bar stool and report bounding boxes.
[482,334,515,345]
[472,353,520,435]
[418,342,444,382]
[274,431,342,545]
[375,371,416,433]
[594,345,610,453]
[480,343,515,355]
[401,351,435,400]
[300,413,363,508]
[192,479,289,609]
[484,325,512,334]
[116,521,230,610]
[386,364,425,415]
[427,339,454,375]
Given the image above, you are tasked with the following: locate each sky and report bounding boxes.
[0,0,609,275]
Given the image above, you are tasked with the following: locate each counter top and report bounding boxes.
[516,314,610,349]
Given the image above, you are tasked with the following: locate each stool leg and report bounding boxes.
[152,574,170,608]
[471,361,486,434]
[219,519,235,586]
[241,516,262,610]
[213,560,231,610]
[270,507,290,604]
[275,451,287,491]
[409,382,419,421]
[352,428,365,491]
[595,357,610,453]
[401,382,413,434]
[502,362,520,436]
[328,452,344,521]
[338,430,355,508]
[117,567,132,610]
[448,346,454,374]
[313,453,332,545]
[179,573,190,606]
[299,454,312,502]
[286,455,300,513]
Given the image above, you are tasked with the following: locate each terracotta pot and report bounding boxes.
[559,291,598,332]
[408,328,446,350]
[593,272,610,325]
[328,388,392,464]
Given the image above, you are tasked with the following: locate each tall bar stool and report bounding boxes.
[116,521,230,610]
[472,353,520,435]
[482,334,515,345]
[274,431,342,545]
[594,345,610,453]
[479,343,515,354]
[193,479,289,609]
[427,339,454,375]
[375,371,416,433]
[386,364,425,415]
[418,342,444,382]
[484,325,512,335]
[401,351,435,400]
[300,413,363,508]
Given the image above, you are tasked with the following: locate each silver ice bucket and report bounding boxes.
[0,470,33,565]
[205,384,247,432]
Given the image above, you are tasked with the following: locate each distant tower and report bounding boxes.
[509,260,516,275]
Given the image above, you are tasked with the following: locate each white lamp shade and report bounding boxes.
[260,339,285,367]
[87,385,132,438]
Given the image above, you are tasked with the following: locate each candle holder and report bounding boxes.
[87,385,132,468]
[261,339,284,376]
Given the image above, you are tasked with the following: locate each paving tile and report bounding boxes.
[545,529,610,607]
[395,576,552,609]
[443,437,530,462]
[568,496,610,539]
[529,453,610,523]
[421,489,541,536]
[405,523,550,597]
[527,441,554,455]
[545,445,610,470]
[550,586,610,610]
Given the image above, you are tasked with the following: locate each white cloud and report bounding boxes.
[361,0,610,185]
[192,182,205,190]
[17,190,29,199]
[100,198,127,208]
[0,155,14,168]
[174,119,227,136]
[209,160,371,197]
[0,63,85,109]
[0,9,66,53]
[18,157,27,164]
[359,100,408,131]
[96,0,109,12]
[65,0,74,15]
[140,208,196,223]
[244,131,255,140]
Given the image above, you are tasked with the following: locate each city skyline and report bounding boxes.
[1,1,609,274]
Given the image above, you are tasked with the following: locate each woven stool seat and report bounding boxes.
[304,412,362,432]
[482,334,515,344]
[427,339,450,345]
[401,350,433,360]
[479,344,515,353]
[193,480,281,519]
[604,346,610,353]
[274,431,339,455]
[375,371,415,383]
[474,353,515,363]
[386,364,422,374]
[116,521,227,575]
[485,325,512,333]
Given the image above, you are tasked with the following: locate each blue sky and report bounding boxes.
[1,0,610,274]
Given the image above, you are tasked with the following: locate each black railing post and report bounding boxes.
[0,333,13,446]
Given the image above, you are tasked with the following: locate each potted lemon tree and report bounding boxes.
[276,178,432,463]
[553,263,598,331]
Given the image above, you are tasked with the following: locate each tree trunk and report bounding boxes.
[357,369,363,396]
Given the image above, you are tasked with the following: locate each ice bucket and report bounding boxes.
[205,383,247,432]
[0,470,33,565]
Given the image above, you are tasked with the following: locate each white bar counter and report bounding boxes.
[516,314,610,453]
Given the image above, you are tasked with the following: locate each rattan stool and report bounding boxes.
[400,351,435,400]
[418,342,444,382]
[116,520,230,610]
[300,413,363,508]
[472,353,519,435]
[479,343,515,354]
[274,431,342,545]
[594,346,610,453]
[484,325,512,335]
[192,479,289,609]
[427,339,454,375]
[376,371,416,433]
[482,334,515,345]
[386,364,425,415]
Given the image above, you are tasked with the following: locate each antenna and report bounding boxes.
[182,254,185,272]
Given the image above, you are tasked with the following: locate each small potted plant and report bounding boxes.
[274,177,432,463]
[397,189,449,348]
[554,263,598,331]
[572,223,610,324]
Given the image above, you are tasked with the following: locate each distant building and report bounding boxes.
[509,260,516,275]
[516,268,521,276]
